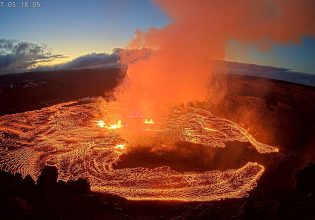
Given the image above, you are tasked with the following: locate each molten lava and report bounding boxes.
[96,120,105,128]
[96,119,123,130]
[115,144,127,150]
[144,118,154,124]
[106,119,122,130]
[204,127,218,132]
[0,98,278,201]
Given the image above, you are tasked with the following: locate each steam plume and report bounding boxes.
[115,0,315,118]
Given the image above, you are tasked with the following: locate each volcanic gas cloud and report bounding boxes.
[115,0,315,119]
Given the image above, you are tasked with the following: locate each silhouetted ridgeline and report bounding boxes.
[0,166,128,220]
[0,68,125,116]
[0,164,314,220]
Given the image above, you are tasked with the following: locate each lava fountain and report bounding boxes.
[0,97,278,201]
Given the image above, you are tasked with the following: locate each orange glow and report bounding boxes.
[106,120,122,130]
[115,144,126,150]
[0,99,279,201]
[96,120,105,128]
[96,119,123,130]
[116,0,315,122]
[144,118,154,124]
[204,127,218,132]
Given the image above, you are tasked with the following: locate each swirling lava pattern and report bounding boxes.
[0,98,278,201]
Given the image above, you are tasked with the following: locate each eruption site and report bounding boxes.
[116,0,315,119]
[1,0,314,203]
[0,98,278,201]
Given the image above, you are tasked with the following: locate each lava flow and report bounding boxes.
[0,98,278,201]
[144,118,154,124]
[96,120,122,130]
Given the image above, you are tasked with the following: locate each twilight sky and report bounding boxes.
[1,0,315,74]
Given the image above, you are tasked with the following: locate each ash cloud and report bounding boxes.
[0,39,65,75]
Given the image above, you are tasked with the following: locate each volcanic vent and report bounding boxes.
[0,97,278,201]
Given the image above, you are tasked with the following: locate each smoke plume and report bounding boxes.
[115,0,315,118]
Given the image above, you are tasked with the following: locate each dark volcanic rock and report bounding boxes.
[296,163,315,194]
[0,68,124,116]
[37,166,58,190]
[0,164,315,219]
[0,70,315,219]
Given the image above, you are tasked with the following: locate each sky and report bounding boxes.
[0,0,315,74]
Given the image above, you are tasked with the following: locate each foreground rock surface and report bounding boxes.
[0,164,314,220]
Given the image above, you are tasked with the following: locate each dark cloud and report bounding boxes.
[0,38,153,74]
[0,39,66,75]
[39,50,121,71]
[36,48,153,71]
[61,52,119,69]
[2,39,311,86]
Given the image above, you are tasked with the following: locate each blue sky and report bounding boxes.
[1,0,314,74]
[0,0,169,56]
[226,37,315,74]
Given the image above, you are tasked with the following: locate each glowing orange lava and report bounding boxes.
[96,120,105,128]
[0,98,278,201]
[115,144,127,150]
[204,127,218,132]
[144,118,154,124]
[106,119,122,130]
[96,119,123,130]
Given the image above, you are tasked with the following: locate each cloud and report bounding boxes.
[36,48,153,71]
[48,51,120,70]
[212,60,315,87]
[111,0,315,119]
[0,39,65,75]
[0,39,153,74]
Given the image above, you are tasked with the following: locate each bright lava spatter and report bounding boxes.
[0,98,278,201]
